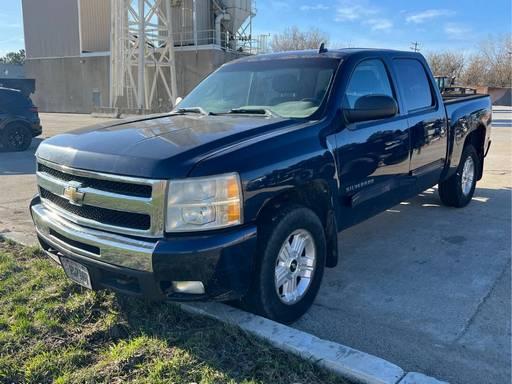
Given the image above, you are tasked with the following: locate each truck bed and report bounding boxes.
[443,93,489,105]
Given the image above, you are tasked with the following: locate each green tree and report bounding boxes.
[0,49,26,65]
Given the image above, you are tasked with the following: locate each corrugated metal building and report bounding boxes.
[80,0,111,53]
[23,0,81,59]
[22,0,254,113]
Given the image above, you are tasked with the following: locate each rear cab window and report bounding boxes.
[393,59,434,112]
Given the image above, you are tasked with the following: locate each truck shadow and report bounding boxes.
[308,185,511,383]
[394,185,511,210]
[0,138,43,175]
[334,185,511,256]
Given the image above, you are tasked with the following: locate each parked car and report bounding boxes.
[0,87,41,151]
[30,48,492,323]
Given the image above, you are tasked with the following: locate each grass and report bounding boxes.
[0,239,347,384]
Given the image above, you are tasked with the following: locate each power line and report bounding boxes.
[410,41,421,52]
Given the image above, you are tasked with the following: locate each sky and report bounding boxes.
[252,0,512,54]
[0,0,510,57]
[0,1,24,57]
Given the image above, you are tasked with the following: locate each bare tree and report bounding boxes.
[476,34,512,87]
[459,54,488,87]
[427,35,512,88]
[271,26,328,52]
[426,51,465,81]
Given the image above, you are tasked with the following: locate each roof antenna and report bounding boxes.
[318,42,328,54]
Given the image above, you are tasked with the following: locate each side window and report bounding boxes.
[393,59,434,111]
[344,59,394,109]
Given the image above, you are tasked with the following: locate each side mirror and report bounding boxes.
[175,97,183,106]
[344,95,398,124]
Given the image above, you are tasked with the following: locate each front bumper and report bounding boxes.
[30,196,257,301]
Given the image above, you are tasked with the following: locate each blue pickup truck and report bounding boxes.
[30,48,492,323]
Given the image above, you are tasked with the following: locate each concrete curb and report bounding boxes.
[180,302,450,384]
[398,372,448,384]
[181,302,404,384]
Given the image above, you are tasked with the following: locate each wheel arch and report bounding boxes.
[256,180,339,268]
[464,124,486,180]
[2,119,32,132]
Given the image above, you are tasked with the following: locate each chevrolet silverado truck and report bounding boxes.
[30,48,492,323]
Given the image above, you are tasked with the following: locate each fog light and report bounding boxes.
[172,281,205,294]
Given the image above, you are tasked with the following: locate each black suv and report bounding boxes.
[0,87,41,151]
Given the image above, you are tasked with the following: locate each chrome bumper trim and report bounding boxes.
[32,203,155,272]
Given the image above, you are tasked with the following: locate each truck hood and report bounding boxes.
[36,113,297,179]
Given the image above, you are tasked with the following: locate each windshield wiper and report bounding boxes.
[172,107,209,115]
[224,108,280,117]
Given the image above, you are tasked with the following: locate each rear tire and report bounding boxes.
[242,205,326,324]
[438,145,479,208]
[2,123,32,152]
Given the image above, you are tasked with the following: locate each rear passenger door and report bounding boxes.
[392,58,448,179]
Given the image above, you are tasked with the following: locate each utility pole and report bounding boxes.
[410,41,421,52]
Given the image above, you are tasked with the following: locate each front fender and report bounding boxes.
[188,119,340,226]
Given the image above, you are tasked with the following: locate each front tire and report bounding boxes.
[438,145,479,207]
[243,205,326,324]
[2,123,32,152]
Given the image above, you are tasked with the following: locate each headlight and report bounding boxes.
[165,173,242,232]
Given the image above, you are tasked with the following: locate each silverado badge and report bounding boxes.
[63,181,85,206]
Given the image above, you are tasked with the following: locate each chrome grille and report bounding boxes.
[39,188,151,230]
[38,163,152,198]
[36,158,167,238]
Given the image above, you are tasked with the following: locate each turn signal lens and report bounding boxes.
[227,178,240,199]
[226,202,241,222]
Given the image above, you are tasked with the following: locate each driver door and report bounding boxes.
[334,58,411,228]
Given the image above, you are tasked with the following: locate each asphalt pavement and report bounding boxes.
[0,114,112,244]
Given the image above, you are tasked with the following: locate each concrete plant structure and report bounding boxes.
[22,0,263,113]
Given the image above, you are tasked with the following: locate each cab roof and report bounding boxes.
[231,48,423,63]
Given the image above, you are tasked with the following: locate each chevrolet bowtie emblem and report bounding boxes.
[63,181,85,206]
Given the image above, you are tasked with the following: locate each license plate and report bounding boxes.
[60,257,92,289]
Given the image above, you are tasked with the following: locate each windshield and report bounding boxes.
[177,58,340,119]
